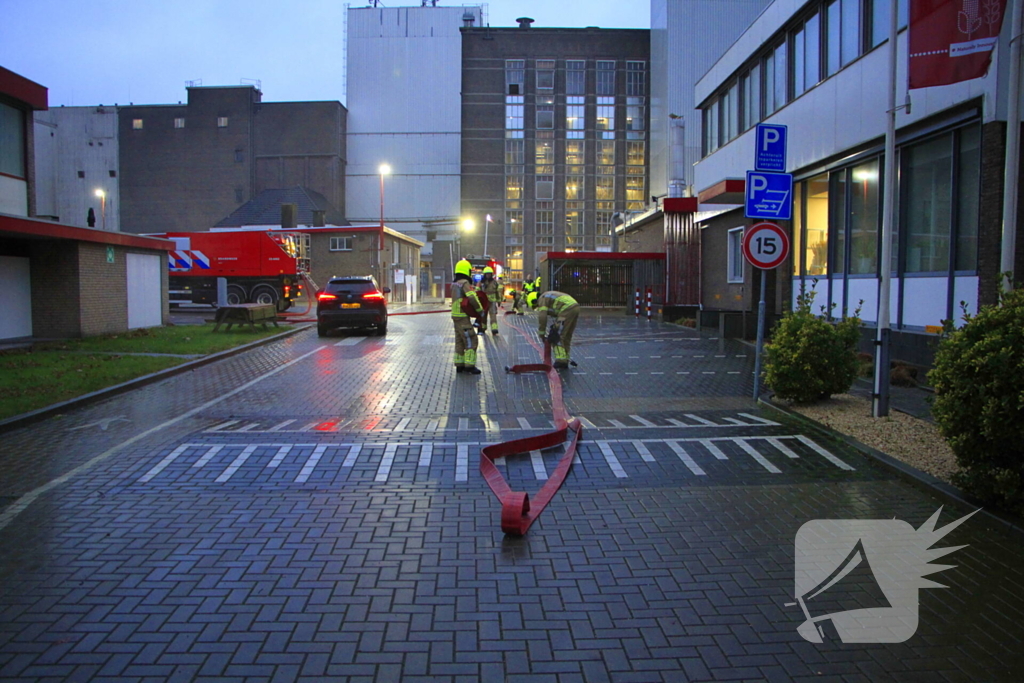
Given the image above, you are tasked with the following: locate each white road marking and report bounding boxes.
[216,444,259,482]
[418,443,433,467]
[767,438,800,459]
[667,441,706,475]
[530,450,547,479]
[139,445,191,482]
[375,443,399,482]
[796,435,855,470]
[268,419,297,432]
[193,445,224,468]
[700,439,729,460]
[456,443,469,482]
[735,439,781,473]
[394,417,411,432]
[427,419,440,432]
[342,444,362,467]
[236,423,259,432]
[677,371,690,375]
[738,413,780,426]
[608,419,628,428]
[577,416,598,429]
[268,445,292,468]
[458,417,469,432]
[632,440,655,462]
[518,417,532,429]
[335,337,362,346]
[722,417,749,426]
[296,445,328,482]
[630,415,657,427]
[597,441,627,478]
[208,420,239,432]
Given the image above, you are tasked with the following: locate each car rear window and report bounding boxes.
[326,279,376,295]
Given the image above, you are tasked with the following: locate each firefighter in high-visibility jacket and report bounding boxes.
[452,259,485,374]
[479,266,501,335]
[532,290,579,369]
[525,290,538,310]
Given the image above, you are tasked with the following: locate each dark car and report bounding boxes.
[316,276,390,336]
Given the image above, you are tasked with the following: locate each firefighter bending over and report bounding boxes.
[532,290,580,369]
[452,259,485,374]
[480,266,501,335]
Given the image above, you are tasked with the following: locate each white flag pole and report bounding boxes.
[1001,0,1023,292]
[873,0,900,418]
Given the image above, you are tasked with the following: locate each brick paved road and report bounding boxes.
[1,309,1022,681]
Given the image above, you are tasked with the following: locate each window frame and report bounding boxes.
[727,227,745,283]
[329,235,353,252]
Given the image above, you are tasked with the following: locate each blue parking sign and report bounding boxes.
[745,171,793,220]
[754,123,787,172]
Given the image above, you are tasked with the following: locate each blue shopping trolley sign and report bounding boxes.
[745,170,793,220]
[754,123,787,172]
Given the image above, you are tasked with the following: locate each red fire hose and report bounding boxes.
[480,327,582,536]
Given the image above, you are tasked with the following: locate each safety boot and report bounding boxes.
[464,366,482,375]
[553,360,569,369]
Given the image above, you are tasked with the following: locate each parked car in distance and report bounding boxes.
[316,276,390,336]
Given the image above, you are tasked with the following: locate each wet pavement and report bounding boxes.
[1,307,1022,681]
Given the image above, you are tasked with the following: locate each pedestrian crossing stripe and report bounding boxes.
[203,412,782,434]
[137,434,854,485]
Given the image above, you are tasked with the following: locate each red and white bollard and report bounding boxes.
[646,287,653,320]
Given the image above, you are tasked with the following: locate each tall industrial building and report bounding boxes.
[345,4,483,287]
[649,0,773,201]
[460,21,651,286]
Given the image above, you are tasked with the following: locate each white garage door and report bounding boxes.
[0,256,32,340]
[126,253,163,329]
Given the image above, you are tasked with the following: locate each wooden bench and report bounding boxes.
[212,303,279,332]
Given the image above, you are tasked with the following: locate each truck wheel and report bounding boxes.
[251,285,279,307]
[226,284,246,306]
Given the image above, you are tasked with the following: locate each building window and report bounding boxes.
[506,59,525,95]
[728,228,745,283]
[536,59,555,90]
[506,174,524,201]
[505,139,524,165]
[626,96,645,132]
[109,170,117,178]
[330,236,353,251]
[626,61,646,96]
[536,176,554,200]
[506,210,524,235]
[740,63,761,131]
[536,206,554,235]
[506,95,525,133]
[234,149,244,163]
[565,140,584,166]
[596,175,614,201]
[565,202,584,239]
[566,175,584,201]
[174,117,185,129]
[798,173,830,276]
[792,10,821,98]
[566,96,585,135]
[0,102,26,179]
[773,41,788,111]
[536,105,554,129]
[597,140,615,166]
[704,99,720,155]
[626,168,645,210]
[217,117,228,128]
[596,204,615,238]
[77,170,85,178]
[596,96,615,134]
[132,118,143,130]
[626,141,645,166]
[535,139,554,173]
[566,60,585,95]
[955,124,981,271]
[596,60,615,95]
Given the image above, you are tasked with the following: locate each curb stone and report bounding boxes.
[758,396,1024,542]
[0,324,312,435]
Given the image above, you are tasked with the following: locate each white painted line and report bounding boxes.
[767,438,800,459]
[216,444,259,483]
[193,445,224,468]
[738,413,780,426]
[597,441,628,478]
[394,417,411,432]
[418,443,433,468]
[722,417,749,426]
[715,355,726,358]
[342,444,362,467]
[530,450,547,479]
[734,439,781,473]
[667,418,691,427]
[427,419,440,432]
[517,417,532,429]
[684,414,717,426]
[600,372,613,376]
[268,445,292,468]
[651,372,664,375]
[335,337,362,346]
[630,415,657,427]
[736,354,747,358]
[456,443,469,482]
[667,441,706,475]
[629,356,640,359]
[0,345,327,532]
[694,355,705,358]
[139,444,191,482]
[626,372,638,376]
[700,439,729,460]
[727,371,741,375]
[236,423,259,432]
[298,422,319,432]
[268,419,296,432]
[608,419,628,428]
[375,442,399,482]
[702,371,716,375]
[676,371,690,375]
[577,416,598,429]
[632,440,655,462]
[296,445,328,483]
[796,435,855,471]
[208,420,239,432]
[458,417,469,432]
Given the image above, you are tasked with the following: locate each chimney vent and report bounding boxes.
[462,11,475,27]
[516,17,534,28]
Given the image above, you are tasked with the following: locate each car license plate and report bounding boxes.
[341,303,360,309]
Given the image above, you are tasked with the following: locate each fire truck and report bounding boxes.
[151,229,311,310]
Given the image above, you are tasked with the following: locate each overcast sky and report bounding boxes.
[0,1,650,108]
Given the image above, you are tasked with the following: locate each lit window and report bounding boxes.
[132,119,143,130]
[174,118,185,129]
[217,117,228,128]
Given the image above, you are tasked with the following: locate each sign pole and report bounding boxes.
[753,268,767,402]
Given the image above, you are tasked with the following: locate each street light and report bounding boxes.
[94,189,106,230]
[484,214,492,259]
[378,164,390,270]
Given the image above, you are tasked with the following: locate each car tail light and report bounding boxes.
[284,285,291,297]
[363,291,385,301]
[317,292,337,301]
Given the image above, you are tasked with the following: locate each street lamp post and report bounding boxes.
[378,164,390,274]
[462,218,475,262]
[94,189,106,230]
[484,214,492,259]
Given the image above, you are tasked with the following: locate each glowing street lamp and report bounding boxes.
[484,214,492,258]
[378,164,391,259]
[94,189,107,230]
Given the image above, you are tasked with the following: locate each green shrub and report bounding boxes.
[929,286,1024,515]
[764,288,862,403]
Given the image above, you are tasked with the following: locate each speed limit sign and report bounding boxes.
[742,221,790,270]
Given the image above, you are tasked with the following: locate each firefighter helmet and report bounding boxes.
[483,266,494,274]
[455,259,472,278]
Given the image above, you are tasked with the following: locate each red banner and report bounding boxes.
[909,0,1008,89]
